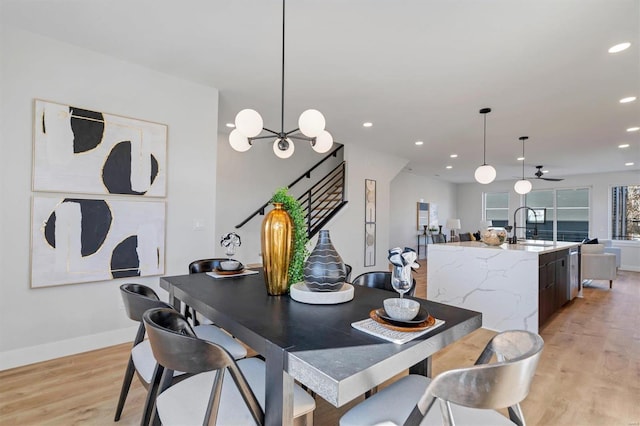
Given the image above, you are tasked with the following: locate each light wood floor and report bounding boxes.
[1,269,638,425]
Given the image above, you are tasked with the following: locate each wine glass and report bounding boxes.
[391,265,412,298]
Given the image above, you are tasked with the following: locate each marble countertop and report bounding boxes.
[440,240,580,254]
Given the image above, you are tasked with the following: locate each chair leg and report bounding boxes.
[114,355,136,421]
[610,280,613,289]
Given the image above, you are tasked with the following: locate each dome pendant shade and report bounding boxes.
[514,179,532,194]
[312,130,333,153]
[234,109,263,138]
[298,109,326,137]
[229,129,252,152]
[475,164,497,184]
[475,107,496,184]
[273,138,294,158]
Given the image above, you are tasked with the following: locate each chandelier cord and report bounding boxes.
[483,114,487,165]
[280,0,286,136]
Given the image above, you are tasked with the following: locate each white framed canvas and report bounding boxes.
[31,195,166,287]
[33,99,167,197]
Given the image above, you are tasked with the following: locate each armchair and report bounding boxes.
[600,239,621,268]
[581,244,616,289]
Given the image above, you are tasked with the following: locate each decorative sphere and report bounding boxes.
[474,164,497,184]
[273,138,294,158]
[229,129,252,152]
[514,179,532,194]
[234,109,263,138]
[313,130,333,153]
[298,109,326,137]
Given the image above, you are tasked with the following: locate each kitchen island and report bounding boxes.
[427,240,580,332]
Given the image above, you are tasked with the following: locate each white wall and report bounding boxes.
[389,171,458,253]
[456,170,640,271]
[0,28,219,370]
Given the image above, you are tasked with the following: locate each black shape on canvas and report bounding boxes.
[111,235,141,278]
[69,107,105,153]
[43,199,112,257]
[102,141,159,195]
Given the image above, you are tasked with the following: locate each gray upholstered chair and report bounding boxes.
[431,234,446,244]
[114,284,247,424]
[143,308,315,426]
[340,330,544,426]
[581,244,617,289]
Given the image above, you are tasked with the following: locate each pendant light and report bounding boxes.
[514,136,532,194]
[229,0,332,158]
[474,107,497,184]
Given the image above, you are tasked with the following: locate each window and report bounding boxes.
[525,188,589,242]
[484,192,508,227]
[611,185,640,241]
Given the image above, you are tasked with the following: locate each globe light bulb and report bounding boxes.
[312,130,333,153]
[514,179,532,195]
[229,129,251,152]
[273,138,294,158]
[474,164,496,184]
[234,109,263,138]
[298,109,325,137]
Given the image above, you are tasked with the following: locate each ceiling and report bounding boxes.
[2,0,639,183]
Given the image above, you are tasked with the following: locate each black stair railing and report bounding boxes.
[300,161,347,237]
[235,143,346,234]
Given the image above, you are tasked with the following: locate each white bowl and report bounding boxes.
[219,260,241,271]
[383,298,420,321]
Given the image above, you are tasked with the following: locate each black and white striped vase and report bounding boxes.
[303,230,346,292]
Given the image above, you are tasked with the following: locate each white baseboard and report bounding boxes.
[0,325,138,371]
[620,264,640,272]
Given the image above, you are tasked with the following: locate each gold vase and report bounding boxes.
[261,202,293,295]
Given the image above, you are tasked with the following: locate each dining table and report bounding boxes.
[160,269,482,425]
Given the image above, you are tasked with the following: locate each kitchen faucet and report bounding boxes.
[510,206,538,244]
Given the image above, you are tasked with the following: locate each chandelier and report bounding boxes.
[228,0,333,159]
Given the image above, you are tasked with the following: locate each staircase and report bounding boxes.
[235,144,348,238]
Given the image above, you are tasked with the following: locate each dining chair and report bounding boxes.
[186,258,239,325]
[345,263,352,282]
[143,307,316,426]
[340,329,544,426]
[351,271,417,297]
[431,233,447,244]
[114,283,247,424]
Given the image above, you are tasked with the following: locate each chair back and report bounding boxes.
[120,283,172,323]
[410,330,543,425]
[189,258,238,274]
[143,308,264,425]
[581,243,604,254]
[431,234,446,244]
[345,264,353,282]
[458,233,472,242]
[351,271,416,297]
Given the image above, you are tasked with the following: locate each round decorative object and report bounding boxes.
[290,283,354,304]
[475,164,497,184]
[514,179,532,194]
[480,227,507,246]
[303,229,346,292]
[261,203,293,295]
[234,108,263,138]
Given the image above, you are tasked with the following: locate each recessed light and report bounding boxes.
[226,123,235,128]
[620,96,637,104]
[450,154,458,158]
[625,162,634,166]
[542,170,549,174]
[618,144,630,148]
[627,127,640,132]
[608,42,631,53]
[517,157,525,161]
[446,165,453,169]
[363,122,373,128]
[415,141,424,146]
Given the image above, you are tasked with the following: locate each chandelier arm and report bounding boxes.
[248,134,280,142]
[288,134,315,142]
[260,127,281,136]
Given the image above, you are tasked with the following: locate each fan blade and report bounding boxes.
[540,177,564,181]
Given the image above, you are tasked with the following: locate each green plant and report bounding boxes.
[270,187,309,286]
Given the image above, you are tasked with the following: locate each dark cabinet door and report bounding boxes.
[555,251,569,308]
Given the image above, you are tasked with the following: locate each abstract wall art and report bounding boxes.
[31,195,165,288]
[364,179,376,266]
[33,100,167,196]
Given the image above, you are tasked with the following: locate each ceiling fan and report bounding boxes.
[534,165,564,181]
